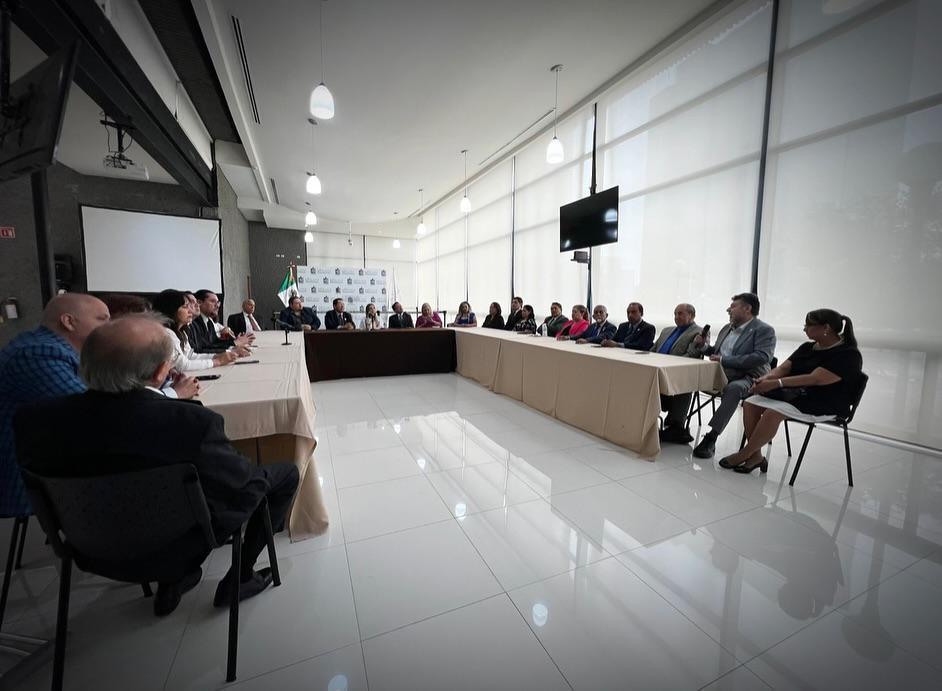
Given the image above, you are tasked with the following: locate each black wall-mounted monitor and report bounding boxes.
[559,185,619,252]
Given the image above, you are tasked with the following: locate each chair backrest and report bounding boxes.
[21,464,215,566]
[843,372,869,424]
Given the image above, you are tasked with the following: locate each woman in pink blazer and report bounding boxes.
[556,305,590,340]
[416,302,443,328]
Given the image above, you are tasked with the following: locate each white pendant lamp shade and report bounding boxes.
[416,220,426,236]
[392,238,401,249]
[309,83,335,120]
[306,172,322,195]
[305,210,317,226]
[460,195,471,214]
[416,188,426,236]
[304,231,314,243]
[546,136,564,164]
[458,151,471,214]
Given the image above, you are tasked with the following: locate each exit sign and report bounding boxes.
[0,227,14,239]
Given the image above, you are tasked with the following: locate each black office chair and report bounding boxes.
[785,373,869,487]
[21,463,280,690]
[0,515,30,629]
[688,357,779,429]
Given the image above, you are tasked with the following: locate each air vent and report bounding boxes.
[231,16,261,125]
[269,177,280,205]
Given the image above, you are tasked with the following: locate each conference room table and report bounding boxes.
[197,331,328,541]
[304,328,456,381]
[454,328,727,458]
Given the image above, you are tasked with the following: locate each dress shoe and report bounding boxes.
[692,432,718,459]
[154,567,202,617]
[213,567,274,608]
[659,425,693,444]
[718,455,745,469]
[733,457,769,474]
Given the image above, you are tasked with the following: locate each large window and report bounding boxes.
[467,160,513,317]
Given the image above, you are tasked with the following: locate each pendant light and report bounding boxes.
[304,231,314,243]
[416,188,426,236]
[305,118,322,195]
[309,0,335,119]
[546,64,564,164]
[459,149,471,214]
[304,201,317,226]
[392,238,401,249]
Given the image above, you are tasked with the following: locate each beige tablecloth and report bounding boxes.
[454,329,726,458]
[198,332,327,540]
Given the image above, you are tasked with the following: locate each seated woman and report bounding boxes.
[360,303,381,331]
[556,305,590,341]
[448,301,477,327]
[719,309,862,474]
[482,302,504,329]
[513,304,537,333]
[153,289,238,372]
[416,303,443,328]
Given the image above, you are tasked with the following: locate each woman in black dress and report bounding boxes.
[482,302,504,329]
[513,304,537,333]
[719,308,862,473]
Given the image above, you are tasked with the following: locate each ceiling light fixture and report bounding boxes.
[305,117,322,195]
[304,201,317,226]
[416,188,426,236]
[459,149,471,214]
[309,0,335,119]
[546,64,564,164]
[304,231,314,243]
[392,238,401,249]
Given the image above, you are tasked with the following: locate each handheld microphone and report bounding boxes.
[701,324,711,342]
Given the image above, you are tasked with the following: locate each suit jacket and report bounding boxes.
[14,388,271,539]
[189,315,228,353]
[387,312,414,329]
[278,307,320,331]
[504,309,523,331]
[699,318,776,380]
[324,310,355,330]
[582,320,618,343]
[541,314,567,337]
[227,312,263,335]
[612,319,656,350]
[651,323,703,357]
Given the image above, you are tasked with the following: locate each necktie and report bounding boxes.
[249,314,260,331]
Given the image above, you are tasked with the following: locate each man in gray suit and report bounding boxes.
[652,303,703,442]
[690,293,776,458]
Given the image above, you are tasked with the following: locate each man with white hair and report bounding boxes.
[14,315,299,617]
[0,294,110,519]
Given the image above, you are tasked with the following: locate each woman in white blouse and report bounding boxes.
[153,289,236,371]
[359,303,381,331]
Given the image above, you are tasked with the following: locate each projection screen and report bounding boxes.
[81,205,223,294]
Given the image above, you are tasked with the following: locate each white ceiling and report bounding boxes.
[197,0,715,232]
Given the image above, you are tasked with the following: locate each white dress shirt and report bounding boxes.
[164,326,215,372]
[242,312,261,334]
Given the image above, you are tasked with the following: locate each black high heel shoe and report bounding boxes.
[718,455,745,469]
[733,456,768,474]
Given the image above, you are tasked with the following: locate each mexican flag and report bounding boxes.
[276,267,299,307]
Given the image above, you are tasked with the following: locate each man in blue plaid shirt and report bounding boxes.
[0,294,110,519]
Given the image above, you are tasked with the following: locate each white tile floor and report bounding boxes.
[2,372,942,690]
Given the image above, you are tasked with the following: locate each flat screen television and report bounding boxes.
[0,42,78,183]
[559,186,619,252]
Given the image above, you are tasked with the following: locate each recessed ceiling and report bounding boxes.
[197,0,714,225]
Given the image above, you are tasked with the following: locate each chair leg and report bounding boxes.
[52,555,73,691]
[227,527,242,683]
[141,582,153,598]
[784,420,792,456]
[843,425,854,487]
[0,517,26,628]
[14,516,27,570]
[739,431,746,450]
[261,499,281,587]
[788,425,815,487]
[710,397,716,415]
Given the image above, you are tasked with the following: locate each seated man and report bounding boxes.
[539,302,567,337]
[278,296,321,331]
[601,302,656,351]
[324,298,355,330]
[227,299,263,335]
[651,303,703,443]
[503,296,524,331]
[0,294,110,521]
[191,289,253,353]
[387,302,414,328]
[690,293,776,459]
[576,304,617,344]
[14,315,299,617]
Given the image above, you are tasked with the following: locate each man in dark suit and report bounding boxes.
[689,293,776,459]
[278,296,320,331]
[227,299,263,336]
[324,298,355,330]
[601,302,656,351]
[191,289,253,353]
[503,296,524,331]
[576,305,618,344]
[387,302,414,329]
[14,316,299,617]
[651,303,703,443]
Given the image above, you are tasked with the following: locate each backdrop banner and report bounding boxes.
[295,265,389,314]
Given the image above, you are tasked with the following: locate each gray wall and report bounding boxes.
[248,222,307,328]
[0,163,251,346]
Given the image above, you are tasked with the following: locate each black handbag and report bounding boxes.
[764,386,805,403]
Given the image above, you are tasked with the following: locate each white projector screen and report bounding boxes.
[81,206,223,294]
